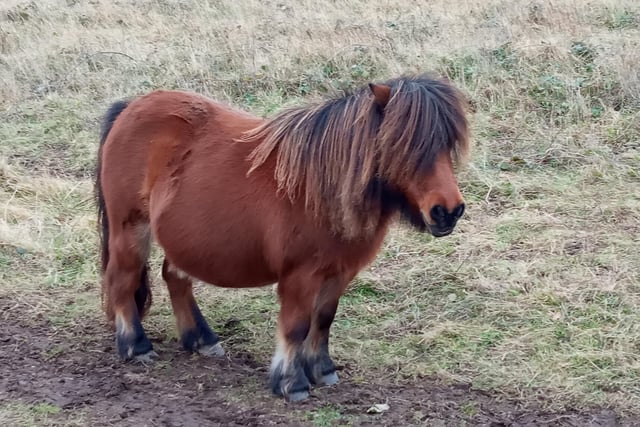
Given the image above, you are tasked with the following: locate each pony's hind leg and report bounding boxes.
[105,223,156,362]
[270,269,322,402]
[162,259,224,357]
[302,276,350,387]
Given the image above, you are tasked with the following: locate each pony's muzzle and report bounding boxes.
[428,225,455,237]
[425,203,465,237]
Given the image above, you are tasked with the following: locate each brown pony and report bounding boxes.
[95,73,469,402]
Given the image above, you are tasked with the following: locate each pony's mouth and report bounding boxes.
[429,227,454,237]
[399,198,455,237]
[421,213,455,237]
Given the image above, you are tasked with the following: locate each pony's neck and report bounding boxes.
[365,178,428,235]
[321,178,403,241]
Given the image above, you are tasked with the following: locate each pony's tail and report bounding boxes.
[97,101,128,275]
[96,100,152,322]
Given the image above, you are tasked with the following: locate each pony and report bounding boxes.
[95,73,470,402]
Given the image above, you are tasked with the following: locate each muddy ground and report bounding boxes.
[0,297,632,427]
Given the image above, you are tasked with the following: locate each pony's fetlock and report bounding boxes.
[115,312,153,360]
[180,303,222,355]
[116,330,154,361]
[303,351,338,386]
[270,360,311,402]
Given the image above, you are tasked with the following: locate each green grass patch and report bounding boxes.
[304,405,352,427]
[0,402,86,427]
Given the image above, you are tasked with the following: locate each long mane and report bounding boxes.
[241,74,470,238]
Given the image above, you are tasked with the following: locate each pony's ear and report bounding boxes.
[369,83,391,108]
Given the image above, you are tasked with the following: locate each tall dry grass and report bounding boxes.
[1,0,639,415]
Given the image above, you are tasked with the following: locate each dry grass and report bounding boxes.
[1,0,639,419]
[0,402,85,427]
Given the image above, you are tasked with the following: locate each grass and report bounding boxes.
[305,405,351,427]
[0,402,85,427]
[1,0,639,420]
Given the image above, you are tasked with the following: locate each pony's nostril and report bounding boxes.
[454,203,465,219]
[430,205,447,222]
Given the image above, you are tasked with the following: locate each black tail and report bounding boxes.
[96,100,128,275]
[96,100,152,320]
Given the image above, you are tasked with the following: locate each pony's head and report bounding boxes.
[245,73,470,239]
[368,77,469,237]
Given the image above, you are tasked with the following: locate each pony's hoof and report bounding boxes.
[286,390,310,402]
[134,350,159,364]
[319,371,339,386]
[198,342,225,357]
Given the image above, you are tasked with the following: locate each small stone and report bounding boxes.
[367,403,390,414]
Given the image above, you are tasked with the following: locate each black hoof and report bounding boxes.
[285,389,310,402]
[317,371,339,386]
[180,304,222,355]
[303,352,338,386]
[116,321,154,361]
[270,360,311,402]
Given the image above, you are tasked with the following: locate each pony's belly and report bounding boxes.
[156,227,277,288]
[148,163,278,288]
[185,258,277,288]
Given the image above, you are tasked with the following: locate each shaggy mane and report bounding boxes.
[241,73,470,238]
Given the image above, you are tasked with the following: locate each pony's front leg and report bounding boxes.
[302,276,350,387]
[270,271,319,402]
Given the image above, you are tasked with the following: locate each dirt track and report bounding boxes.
[0,297,629,427]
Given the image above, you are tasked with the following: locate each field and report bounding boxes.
[1,0,639,425]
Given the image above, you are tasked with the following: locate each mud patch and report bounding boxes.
[0,297,628,426]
